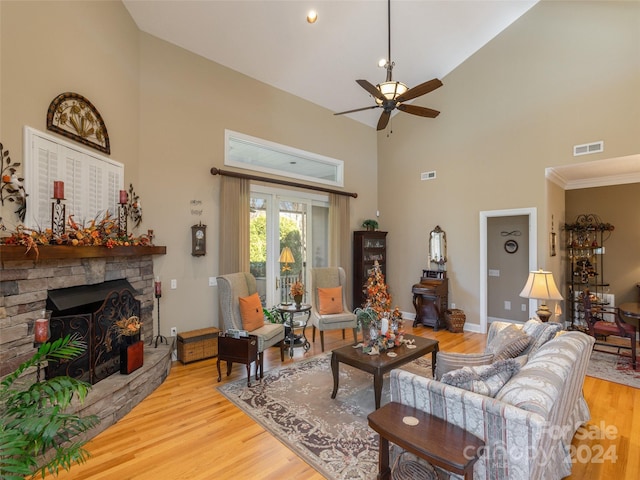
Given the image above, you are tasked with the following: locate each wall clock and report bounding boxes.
[191,223,206,256]
[504,239,518,254]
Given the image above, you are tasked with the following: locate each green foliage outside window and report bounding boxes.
[249,216,303,276]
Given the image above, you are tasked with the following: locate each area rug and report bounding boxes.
[217,353,433,480]
[586,347,640,388]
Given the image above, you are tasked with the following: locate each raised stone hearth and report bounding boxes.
[71,342,173,440]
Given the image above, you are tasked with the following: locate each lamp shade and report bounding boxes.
[519,269,563,301]
[375,81,408,104]
[279,247,294,264]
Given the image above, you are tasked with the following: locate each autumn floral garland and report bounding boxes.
[0,212,153,259]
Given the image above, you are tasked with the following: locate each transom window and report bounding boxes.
[225,130,344,187]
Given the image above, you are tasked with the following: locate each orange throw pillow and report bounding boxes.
[239,293,264,331]
[318,286,343,315]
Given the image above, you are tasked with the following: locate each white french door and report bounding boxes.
[250,186,329,308]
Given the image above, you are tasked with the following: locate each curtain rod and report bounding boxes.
[210,167,358,198]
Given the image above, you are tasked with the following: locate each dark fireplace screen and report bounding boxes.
[46,280,141,385]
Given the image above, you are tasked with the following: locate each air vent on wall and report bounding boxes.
[421,170,436,181]
[573,141,604,156]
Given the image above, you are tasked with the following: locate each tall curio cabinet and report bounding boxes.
[353,231,387,310]
[564,214,614,331]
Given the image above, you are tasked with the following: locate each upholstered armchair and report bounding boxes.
[217,272,285,376]
[309,267,358,352]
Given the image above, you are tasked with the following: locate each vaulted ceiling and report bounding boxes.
[122,1,640,186]
[123,0,538,129]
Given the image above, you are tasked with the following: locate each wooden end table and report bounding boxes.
[217,334,259,387]
[368,401,484,480]
[331,334,438,410]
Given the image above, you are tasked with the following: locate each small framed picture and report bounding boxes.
[504,239,518,254]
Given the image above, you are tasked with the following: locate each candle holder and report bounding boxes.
[118,204,128,237]
[51,198,66,238]
[152,286,168,348]
[34,309,52,382]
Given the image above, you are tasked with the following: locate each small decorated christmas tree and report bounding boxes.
[358,260,404,354]
[364,260,393,317]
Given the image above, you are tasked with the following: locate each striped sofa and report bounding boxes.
[390,323,595,480]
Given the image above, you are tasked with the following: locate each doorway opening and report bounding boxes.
[480,208,537,333]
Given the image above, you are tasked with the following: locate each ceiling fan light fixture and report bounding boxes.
[375,81,408,104]
[378,58,388,68]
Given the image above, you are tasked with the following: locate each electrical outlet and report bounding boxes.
[521,304,527,312]
[171,279,177,289]
[170,327,177,336]
[208,277,217,287]
[504,301,511,310]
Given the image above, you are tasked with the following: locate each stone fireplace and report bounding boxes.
[0,245,171,440]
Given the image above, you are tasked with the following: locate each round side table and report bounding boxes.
[277,303,312,358]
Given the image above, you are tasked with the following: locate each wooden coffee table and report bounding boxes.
[331,334,438,409]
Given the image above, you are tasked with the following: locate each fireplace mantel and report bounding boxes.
[0,245,166,263]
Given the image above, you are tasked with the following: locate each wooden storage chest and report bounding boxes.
[177,327,220,364]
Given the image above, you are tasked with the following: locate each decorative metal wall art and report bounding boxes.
[127,183,143,228]
[46,92,110,154]
[118,190,128,236]
[0,143,28,222]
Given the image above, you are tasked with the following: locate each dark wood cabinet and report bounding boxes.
[412,270,448,330]
[353,231,387,310]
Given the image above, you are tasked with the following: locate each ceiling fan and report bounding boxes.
[334,0,443,131]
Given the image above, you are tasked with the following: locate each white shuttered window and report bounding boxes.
[23,126,124,229]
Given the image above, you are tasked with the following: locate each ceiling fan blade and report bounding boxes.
[334,105,380,116]
[397,103,440,118]
[356,79,385,102]
[396,78,443,103]
[377,111,391,131]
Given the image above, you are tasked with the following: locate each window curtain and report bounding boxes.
[219,176,250,274]
[329,193,351,300]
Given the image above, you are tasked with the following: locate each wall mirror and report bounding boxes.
[429,225,447,269]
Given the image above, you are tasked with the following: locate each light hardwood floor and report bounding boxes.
[48,325,639,479]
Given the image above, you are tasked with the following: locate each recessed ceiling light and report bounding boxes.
[307,10,318,24]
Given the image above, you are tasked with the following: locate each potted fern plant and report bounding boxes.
[0,334,99,479]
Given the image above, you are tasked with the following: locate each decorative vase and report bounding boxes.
[369,325,379,342]
[293,295,303,308]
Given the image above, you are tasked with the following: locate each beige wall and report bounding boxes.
[1,1,376,335]
[377,1,640,327]
[137,33,376,332]
[0,0,141,189]
[566,183,640,307]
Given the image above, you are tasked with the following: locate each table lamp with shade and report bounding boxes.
[279,246,294,272]
[519,269,563,322]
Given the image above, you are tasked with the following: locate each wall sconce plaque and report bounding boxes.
[46,92,110,154]
[191,223,206,256]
